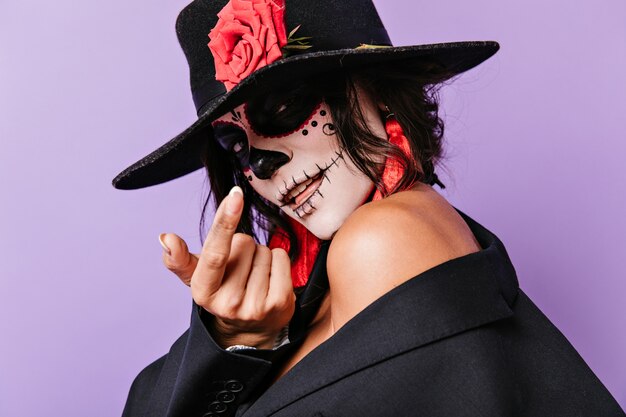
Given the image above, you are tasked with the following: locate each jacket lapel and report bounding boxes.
[243,209,519,416]
[144,328,189,416]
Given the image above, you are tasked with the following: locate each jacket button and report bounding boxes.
[216,390,236,403]
[209,401,227,413]
[225,380,244,392]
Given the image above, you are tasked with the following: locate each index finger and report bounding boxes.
[191,186,244,295]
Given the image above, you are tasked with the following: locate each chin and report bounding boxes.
[303,211,348,240]
[291,181,375,240]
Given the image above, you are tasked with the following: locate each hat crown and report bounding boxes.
[175,0,391,115]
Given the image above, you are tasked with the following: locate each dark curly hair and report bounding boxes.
[199,60,456,261]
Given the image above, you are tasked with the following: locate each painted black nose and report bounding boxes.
[248,146,291,180]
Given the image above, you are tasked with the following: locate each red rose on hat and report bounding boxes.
[208,0,288,91]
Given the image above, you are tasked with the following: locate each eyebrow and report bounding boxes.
[211,120,243,130]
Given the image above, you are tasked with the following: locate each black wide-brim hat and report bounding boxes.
[112,0,499,190]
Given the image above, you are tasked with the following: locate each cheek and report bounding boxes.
[243,166,277,200]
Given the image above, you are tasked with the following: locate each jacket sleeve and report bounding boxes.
[121,301,274,417]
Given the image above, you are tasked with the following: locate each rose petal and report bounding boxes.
[208,0,288,91]
[228,54,243,80]
[251,2,282,59]
[252,2,273,30]
[270,0,287,45]
[220,67,238,85]
[251,0,286,46]
[213,57,228,81]
[208,17,227,40]
[264,25,277,50]
[258,25,268,49]
[230,0,253,12]
[232,9,261,37]
[216,55,238,85]
[231,41,252,75]
[266,43,282,63]
[238,33,264,78]
[208,33,233,64]
[215,2,234,18]
[220,21,252,50]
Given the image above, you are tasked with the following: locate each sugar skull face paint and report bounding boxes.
[211,90,384,240]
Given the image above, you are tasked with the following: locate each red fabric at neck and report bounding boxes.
[268,117,412,288]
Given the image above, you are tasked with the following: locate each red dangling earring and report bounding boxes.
[372,108,414,202]
[268,216,321,288]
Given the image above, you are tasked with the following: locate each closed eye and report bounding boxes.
[276,103,288,115]
[245,87,321,137]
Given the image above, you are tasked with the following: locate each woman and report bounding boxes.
[113,0,625,416]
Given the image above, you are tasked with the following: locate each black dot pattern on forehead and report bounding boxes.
[311,120,318,127]
[302,129,309,136]
[247,175,253,181]
[320,110,327,116]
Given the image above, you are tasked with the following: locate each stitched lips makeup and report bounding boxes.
[277,150,343,217]
[287,175,323,209]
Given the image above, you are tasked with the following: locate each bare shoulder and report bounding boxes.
[327,182,482,328]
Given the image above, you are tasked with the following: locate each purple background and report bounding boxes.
[1,0,624,415]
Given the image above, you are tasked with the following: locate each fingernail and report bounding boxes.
[158,233,172,256]
[226,186,243,215]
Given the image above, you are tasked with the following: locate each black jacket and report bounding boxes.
[122,208,625,417]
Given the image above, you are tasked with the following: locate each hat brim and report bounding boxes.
[112,41,499,190]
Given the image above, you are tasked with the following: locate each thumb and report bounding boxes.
[159,233,199,286]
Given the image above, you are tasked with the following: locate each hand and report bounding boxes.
[159,186,295,349]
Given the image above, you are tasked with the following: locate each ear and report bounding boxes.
[377,102,394,122]
[376,103,392,141]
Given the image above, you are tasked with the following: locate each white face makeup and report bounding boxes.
[211,89,385,240]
